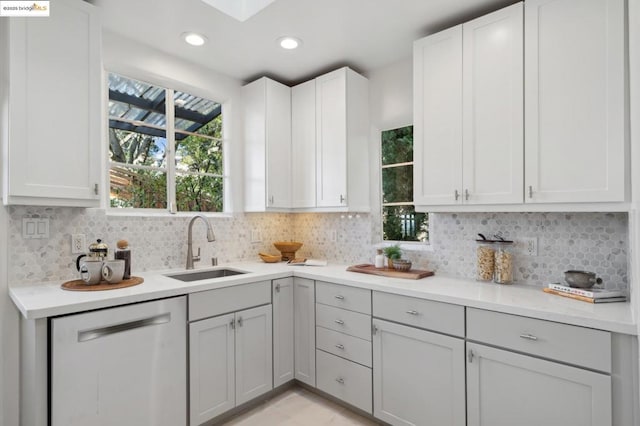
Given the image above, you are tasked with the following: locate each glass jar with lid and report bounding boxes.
[493,241,514,284]
[475,240,495,281]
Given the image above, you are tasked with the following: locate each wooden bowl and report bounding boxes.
[259,253,282,263]
[273,241,303,261]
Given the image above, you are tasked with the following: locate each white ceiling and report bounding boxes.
[91,0,517,85]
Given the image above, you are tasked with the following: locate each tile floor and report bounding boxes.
[221,387,379,426]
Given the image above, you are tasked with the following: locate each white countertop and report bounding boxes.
[9,261,637,335]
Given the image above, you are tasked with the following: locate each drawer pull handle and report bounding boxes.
[335,344,345,350]
[406,310,419,315]
[336,377,345,384]
[334,319,345,325]
[334,295,345,300]
[519,333,538,341]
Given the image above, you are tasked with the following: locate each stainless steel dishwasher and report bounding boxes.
[50,296,187,426]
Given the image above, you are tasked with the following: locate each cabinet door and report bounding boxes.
[235,304,273,405]
[462,3,523,204]
[466,342,612,426]
[4,0,101,206]
[413,26,463,206]
[372,319,465,426]
[291,80,317,208]
[294,278,316,386]
[316,69,347,207]
[243,77,291,211]
[273,278,294,387]
[189,313,235,426]
[265,79,292,208]
[524,0,625,203]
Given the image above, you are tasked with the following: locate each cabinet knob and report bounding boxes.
[334,295,344,300]
[230,318,235,329]
[94,183,99,195]
[454,190,460,201]
[468,349,475,363]
[275,283,280,293]
[335,344,345,350]
[334,319,344,325]
[406,310,419,316]
[335,377,345,384]
[237,317,243,327]
[339,194,346,204]
[465,189,470,201]
[528,185,533,199]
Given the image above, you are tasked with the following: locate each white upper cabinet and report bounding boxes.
[413,26,463,206]
[524,0,625,204]
[462,3,523,205]
[291,80,317,208]
[1,0,102,206]
[414,3,523,207]
[315,68,370,211]
[243,77,292,211]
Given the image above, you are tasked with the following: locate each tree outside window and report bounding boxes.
[108,73,224,212]
[381,126,428,242]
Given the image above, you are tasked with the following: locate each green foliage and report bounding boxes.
[109,115,223,211]
[381,126,413,165]
[381,125,429,242]
[382,244,402,260]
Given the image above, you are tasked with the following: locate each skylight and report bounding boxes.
[201,0,276,22]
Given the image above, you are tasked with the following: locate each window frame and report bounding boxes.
[379,125,430,248]
[106,72,228,215]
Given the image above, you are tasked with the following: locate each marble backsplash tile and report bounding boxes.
[7,207,628,290]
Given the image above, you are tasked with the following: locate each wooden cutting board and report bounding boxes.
[346,264,434,280]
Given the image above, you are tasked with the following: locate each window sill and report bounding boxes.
[374,241,434,252]
[103,209,235,219]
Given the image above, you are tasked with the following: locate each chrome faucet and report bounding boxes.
[186,214,216,270]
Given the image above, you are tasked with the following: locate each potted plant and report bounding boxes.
[382,244,402,269]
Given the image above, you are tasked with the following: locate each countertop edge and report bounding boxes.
[9,263,637,335]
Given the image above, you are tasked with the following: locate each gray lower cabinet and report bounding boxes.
[189,303,273,426]
[372,318,466,426]
[273,277,295,387]
[294,278,316,386]
[466,342,611,426]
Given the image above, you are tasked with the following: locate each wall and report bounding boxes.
[102,31,245,213]
[5,56,631,291]
[8,207,292,284]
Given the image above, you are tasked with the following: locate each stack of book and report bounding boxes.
[544,283,627,303]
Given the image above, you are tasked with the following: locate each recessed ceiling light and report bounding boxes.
[278,36,302,50]
[182,32,207,46]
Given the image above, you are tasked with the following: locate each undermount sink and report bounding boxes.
[164,268,247,282]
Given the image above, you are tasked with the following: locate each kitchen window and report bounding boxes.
[108,73,224,212]
[381,125,428,242]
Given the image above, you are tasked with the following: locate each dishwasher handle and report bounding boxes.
[78,313,171,342]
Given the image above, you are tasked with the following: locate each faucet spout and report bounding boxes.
[186,214,216,270]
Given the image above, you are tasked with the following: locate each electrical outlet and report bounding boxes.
[522,237,538,256]
[329,230,337,242]
[71,234,86,254]
[251,230,262,243]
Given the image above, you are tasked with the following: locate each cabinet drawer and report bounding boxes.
[316,304,371,341]
[316,350,372,414]
[373,291,464,337]
[467,308,612,372]
[316,281,371,314]
[316,327,372,367]
[189,281,271,322]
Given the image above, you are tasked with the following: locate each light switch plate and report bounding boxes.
[22,218,49,239]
